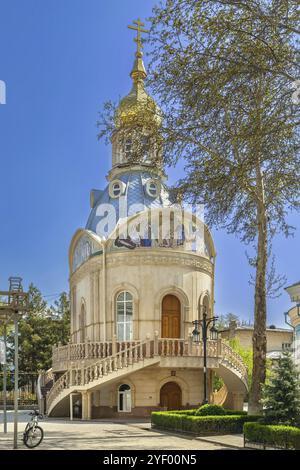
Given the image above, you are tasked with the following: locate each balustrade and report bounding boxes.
[52,339,145,369]
[47,336,248,414]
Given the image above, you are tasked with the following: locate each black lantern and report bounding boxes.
[192,320,201,343]
[210,324,219,341]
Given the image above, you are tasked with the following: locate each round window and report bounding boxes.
[146,179,160,198]
[109,180,125,198]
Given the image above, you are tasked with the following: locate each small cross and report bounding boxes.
[128,18,149,54]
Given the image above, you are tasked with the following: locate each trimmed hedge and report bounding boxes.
[195,404,226,416]
[244,422,300,450]
[168,410,198,416]
[168,408,248,417]
[151,412,260,435]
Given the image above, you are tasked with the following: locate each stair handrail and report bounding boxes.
[220,340,248,384]
[47,336,152,412]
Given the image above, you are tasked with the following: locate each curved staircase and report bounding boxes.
[47,336,248,417]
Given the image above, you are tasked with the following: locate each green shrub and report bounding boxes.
[166,408,247,417]
[168,409,197,416]
[152,411,260,435]
[225,409,247,416]
[195,404,227,416]
[244,422,300,450]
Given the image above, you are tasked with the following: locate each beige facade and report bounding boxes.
[70,242,214,345]
[220,322,293,357]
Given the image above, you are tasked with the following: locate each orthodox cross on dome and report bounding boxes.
[128,18,149,56]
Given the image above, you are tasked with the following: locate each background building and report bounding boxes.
[220,322,293,361]
[286,281,300,371]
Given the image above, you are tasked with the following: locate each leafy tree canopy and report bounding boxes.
[4,284,70,384]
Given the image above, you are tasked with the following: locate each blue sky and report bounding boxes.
[0,0,298,325]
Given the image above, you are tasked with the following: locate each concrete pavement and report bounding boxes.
[0,411,241,451]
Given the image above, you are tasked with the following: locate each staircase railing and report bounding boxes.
[220,341,248,381]
[47,337,152,413]
[48,336,248,414]
[52,339,143,369]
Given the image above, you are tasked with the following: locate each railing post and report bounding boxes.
[112,334,117,356]
[154,331,159,356]
[146,334,151,358]
[81,361,85,385]
[85,339,89,359]
[188,333,193,356]
[217,339,222,357]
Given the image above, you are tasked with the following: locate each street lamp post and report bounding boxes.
[0,277,29,449]
[192,306,219,405]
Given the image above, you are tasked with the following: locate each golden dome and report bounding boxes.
[115,50,162,129]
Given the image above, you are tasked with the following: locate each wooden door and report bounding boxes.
[160,382,182,410]
[162,295,181,338]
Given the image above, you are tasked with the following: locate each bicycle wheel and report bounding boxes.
[23,425,44,448]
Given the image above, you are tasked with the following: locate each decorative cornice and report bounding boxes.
[70,249,213,285]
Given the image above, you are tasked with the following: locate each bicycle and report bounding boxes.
[23,410,44,448]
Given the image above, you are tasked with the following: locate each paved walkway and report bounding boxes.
[0,411,242,450]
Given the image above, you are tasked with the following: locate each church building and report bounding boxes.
[45,21,248,419]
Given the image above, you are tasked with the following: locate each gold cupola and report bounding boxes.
[114,19,162,131]
[110,19,163,170]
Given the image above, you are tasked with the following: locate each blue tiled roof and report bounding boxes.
[86,170,171,238]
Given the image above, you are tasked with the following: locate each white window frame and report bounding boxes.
[116,291,133,341]
[109,179,126,199]
[145,179,161,198]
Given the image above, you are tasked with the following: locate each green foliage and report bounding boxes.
[151,411,260,435]
[228,338,253,387]
[166,410,197,416]
[261,351,300,426]
[6,284,70,384]
[195,404,226,416]
[212,372,224,392]
[244,422,300,450]
[169,409,248,416]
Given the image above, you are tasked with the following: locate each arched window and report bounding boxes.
[116,291,133,341]
[118,384,131,412]
[203,295,210,317]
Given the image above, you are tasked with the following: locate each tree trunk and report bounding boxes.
[248,164,268,415]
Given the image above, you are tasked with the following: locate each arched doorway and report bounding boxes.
[161,294,181,338]
[118,384,132,412]
[160,382,182,410]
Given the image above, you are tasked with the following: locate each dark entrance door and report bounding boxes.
[160,382,182,410]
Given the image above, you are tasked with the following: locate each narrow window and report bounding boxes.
[125,138,132,159]
[116,291,133,341]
